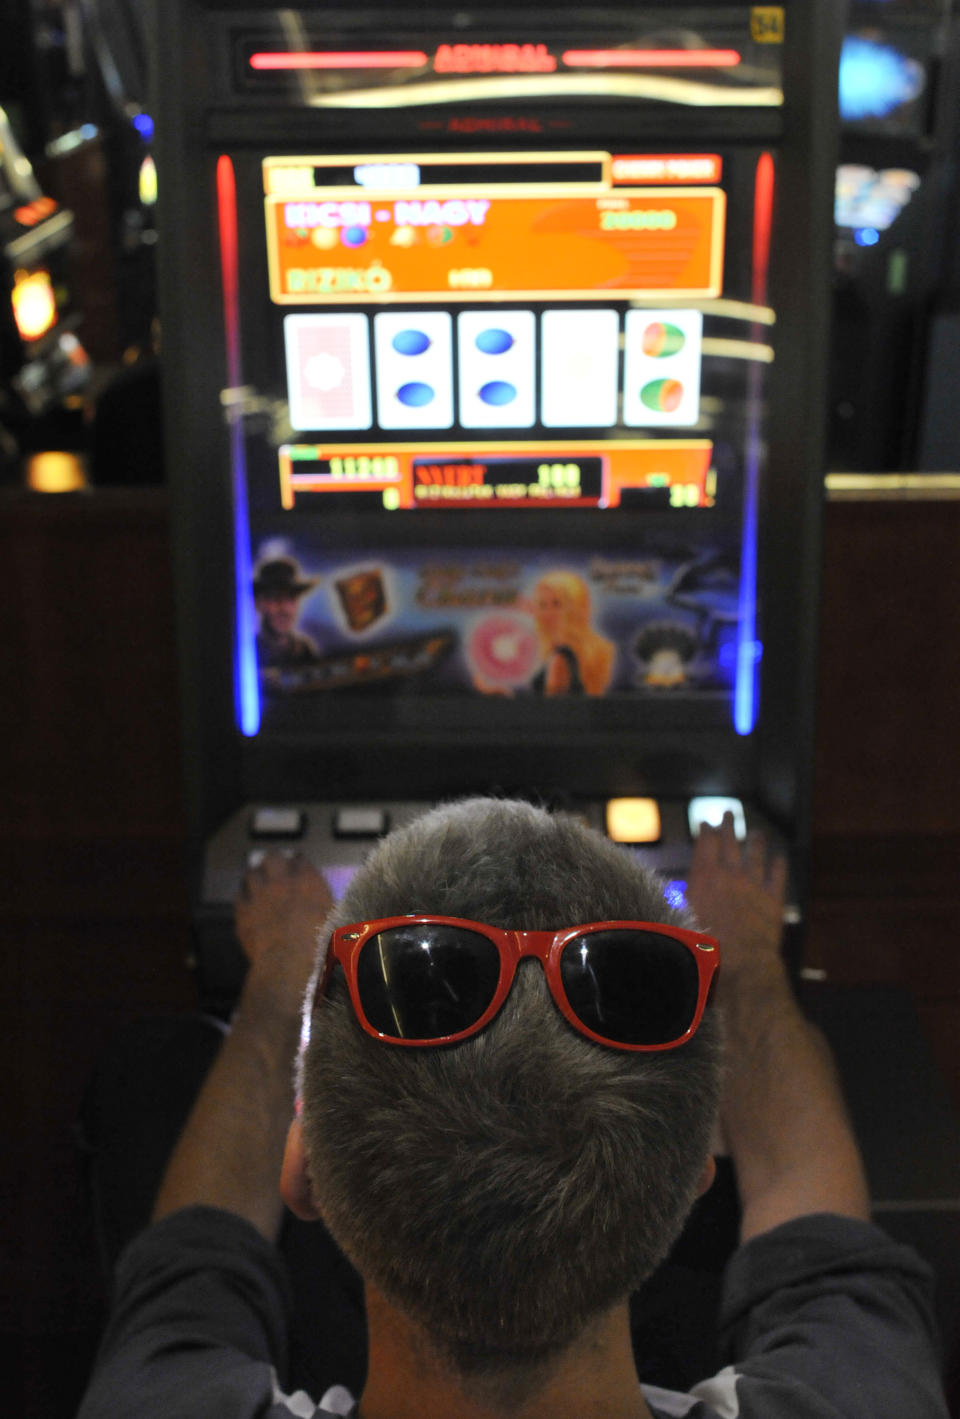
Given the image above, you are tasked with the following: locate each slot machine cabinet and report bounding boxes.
[0,105,91,458]
[152,2,842,1011]
[831,0,960,472]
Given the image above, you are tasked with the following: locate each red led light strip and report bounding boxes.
[249,47,740,72]
[249,51,429,70]
[216,155,241,386]
[562,49,741,68]
[752,151,775,305]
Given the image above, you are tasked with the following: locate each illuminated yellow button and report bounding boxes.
[12,268,57,341]
[25,451,87,494]
[606,798,661,844]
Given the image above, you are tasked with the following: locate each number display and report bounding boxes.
[537,462,581,490]
[329,455,400,478]
[599,209,677,231]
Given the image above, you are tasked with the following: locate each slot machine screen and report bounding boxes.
[229,144,772,764]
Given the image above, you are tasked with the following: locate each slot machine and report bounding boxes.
[152,2,842,1010]
[0,105,91,452]
[831,0,960,471]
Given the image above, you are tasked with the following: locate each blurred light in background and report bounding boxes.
[839,35,925,122]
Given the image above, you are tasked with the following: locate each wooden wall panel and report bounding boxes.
[812,497,960,839]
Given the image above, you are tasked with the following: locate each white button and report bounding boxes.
[334,807,388,837]
[687,797,746,840]
[250,806,305,838]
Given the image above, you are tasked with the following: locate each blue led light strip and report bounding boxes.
[734,152,774,736]
[734,389,761,736]
[217,155,261,737]
[230,423,261,737]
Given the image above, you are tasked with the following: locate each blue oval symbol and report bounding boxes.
[479,380,517,407]
[392,329,431,356]
[397,382,435,408]
[475,328,514,356]
[340,225,367,248]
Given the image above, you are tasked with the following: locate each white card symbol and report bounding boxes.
[541,310,619,428]
[284,314,372,431]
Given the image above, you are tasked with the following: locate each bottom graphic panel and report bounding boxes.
[249,540,741,708]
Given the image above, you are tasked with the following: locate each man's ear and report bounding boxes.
[280,1114,323,1221]
[696,1155,717,1198]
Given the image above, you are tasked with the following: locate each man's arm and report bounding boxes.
[687,816,870,1242]
[152,853,332,1240]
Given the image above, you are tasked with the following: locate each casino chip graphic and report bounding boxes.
[468,612,539,688]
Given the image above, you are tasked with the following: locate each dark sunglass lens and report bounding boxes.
[559,930,700,1045]
[356,925,501,1039]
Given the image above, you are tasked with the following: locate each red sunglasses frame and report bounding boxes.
[313,914,720,1051]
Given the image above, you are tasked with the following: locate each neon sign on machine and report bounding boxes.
[283,199,491,230]
[248,45,743,74]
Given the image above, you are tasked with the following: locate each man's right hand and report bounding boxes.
[686,812,787,990]
[685,812,870,1240]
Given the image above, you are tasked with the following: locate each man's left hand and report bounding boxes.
[235,852,334,1005]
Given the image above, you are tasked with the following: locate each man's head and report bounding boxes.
[288,797,722,1402]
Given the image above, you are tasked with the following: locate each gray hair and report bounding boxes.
[300,797,722,1405]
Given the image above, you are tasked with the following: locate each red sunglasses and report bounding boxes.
[313,914,719,1052]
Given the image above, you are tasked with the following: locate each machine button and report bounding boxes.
[250,806,306,839]
[687,797,746,840]
[334,807,389,838]
[606,797,661,844]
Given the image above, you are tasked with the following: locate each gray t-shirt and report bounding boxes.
[77,1206,948,1419]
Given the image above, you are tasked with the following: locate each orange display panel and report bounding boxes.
[267,188,724,302]
[278,439,714,510]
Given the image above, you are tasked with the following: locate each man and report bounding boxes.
[254,555,322,671]
[77,800,947,1418]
